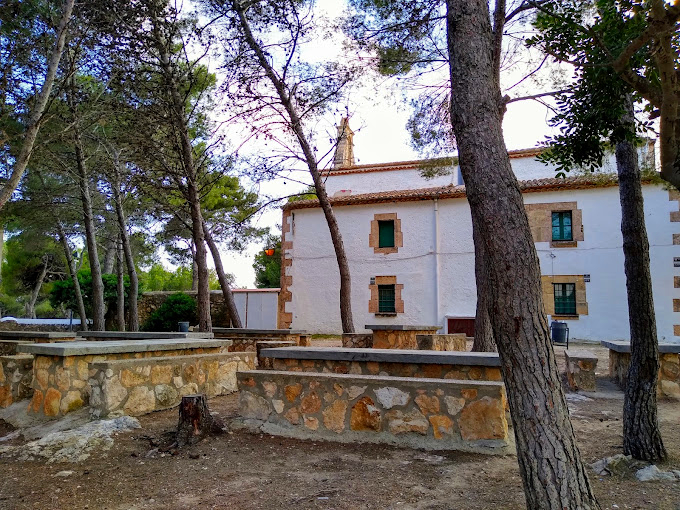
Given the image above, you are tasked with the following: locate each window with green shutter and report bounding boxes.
[378,284,396,313]
[378,220,395,248]
[553,283,576,315]
[552,211,573,241]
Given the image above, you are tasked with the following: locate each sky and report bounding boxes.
[212,1,559,288]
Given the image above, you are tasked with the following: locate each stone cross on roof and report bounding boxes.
[332,117,355,168]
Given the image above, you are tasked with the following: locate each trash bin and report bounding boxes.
[550,321,569,348]
[178,321,190,333]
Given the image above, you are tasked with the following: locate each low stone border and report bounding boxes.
[90,352,255,418]
[238,370,510,454]
[416,334,467,351]
[342,333,373,349]
[564,349,598,392]
[0,355,33,408]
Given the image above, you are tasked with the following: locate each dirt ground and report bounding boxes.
[0,343,679,510]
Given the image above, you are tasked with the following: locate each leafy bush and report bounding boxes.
[142,293,197,332]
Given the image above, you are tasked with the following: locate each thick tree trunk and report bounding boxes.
[203,221,242,328]
[446,2,599,509]
[112,156,139,331]
[617,99,667,462]
[116,240,126,331]
[0,0,75,211]
[187,185,212,332]
[176,394,224,446]
[233,3,355,333]
[57,223,88,331]
[102,237,116,274]
[472,218,495,352]
[26,257,49,319]
[191,254,199,292]
[67,79,105,331]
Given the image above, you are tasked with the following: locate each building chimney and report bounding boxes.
[332,117,355,168]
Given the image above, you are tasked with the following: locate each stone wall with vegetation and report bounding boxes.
[0,321,82,333]
[0,355,33,408]
[28,346,227,418]
[138,291,232,328]
[609,351,680,399]
[90,352,255,418]
[238,370,509,453]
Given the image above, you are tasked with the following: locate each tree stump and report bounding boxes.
[176,394,224,446]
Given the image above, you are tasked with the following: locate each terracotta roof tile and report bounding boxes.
[284,174,636,211]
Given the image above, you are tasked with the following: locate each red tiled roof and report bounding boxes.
[283,174,635,211]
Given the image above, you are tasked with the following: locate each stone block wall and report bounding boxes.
[609,351,680,399]
[416,334,467,351]
[28,346,226,418]
[138,291,232,328]
[90,352,255,418]
[341,334,373,349]
[267,357,503,382]
[0,321,81,332]
[238,370,510,453]
[564,350,597,392]
[0,355,33,408]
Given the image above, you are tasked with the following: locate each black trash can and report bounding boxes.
[550,321,569,348]
[178,321,190,333]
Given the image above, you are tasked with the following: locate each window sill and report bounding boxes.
[550,240,577,248]
[375,312,397,317]
[552,315,579,321]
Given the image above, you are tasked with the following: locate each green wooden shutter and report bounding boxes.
[553,283,576,315]
[378,220,395,247]
[378,285,396,313]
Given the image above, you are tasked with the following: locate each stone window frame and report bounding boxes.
[525,202,584,248]
[541,275,588,320]
[369,213,403,254]
[369,276,404,316]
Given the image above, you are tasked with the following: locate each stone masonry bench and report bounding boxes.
[564,349,598,392]
[366,325,440,350]
[603,341,680,399]
[17,338,236,418]
[238,370,510,454]
[259,347,503,382]
[212,328,310,350]
[0,331,77,356]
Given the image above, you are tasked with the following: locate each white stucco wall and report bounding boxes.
[285,183,678,343]
[324,167,459,196]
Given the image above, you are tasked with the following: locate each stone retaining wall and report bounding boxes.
[0,355,33,408]
[90,352,255,418]
[268,357,503,382]
[342,334,373,349]
[28,346,226,418]
[610,351,680,399]
[416,334,467,351]
[238,370,510,453]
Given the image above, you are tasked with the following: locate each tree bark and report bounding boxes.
[111,152,139,331]
[446,2,599,508]
[617,98,667,462]
[0,0,75,211]
[232,2,355,333]
[176,394,224,446]
[472,217,495,352]
[115,239,126,331]
[57,222,88,331]
[67,76,106,331]
[102,237,116,274]
[26,256,49,319]
[203,220,242,328]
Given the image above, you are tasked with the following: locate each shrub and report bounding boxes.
[142,293,198,332]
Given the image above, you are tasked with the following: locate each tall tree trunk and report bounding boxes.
[102,237,116,274]
[111,153,139,331]
[472,218,495,352]
[617,98,667,462]
[233,2,354,333]
[26,256,49,319]
[67,77,106,331]
[446,2,599,509]
[115,238,126,331]
[0,224,4,286]
[57,222,88,331]
[203,221,242,328]
[0,0,75,210]
[191,249,198,292]
[151,11,211,332]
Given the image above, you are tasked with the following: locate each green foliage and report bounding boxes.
[139,263,228,292]
[287,186,317,203]
[49,270,130,315]
[142,293,197,332]
[0,293,24,317]
[34,299,55,318]
[253,234,282,288]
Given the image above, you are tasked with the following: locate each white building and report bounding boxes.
[278,121,679,343]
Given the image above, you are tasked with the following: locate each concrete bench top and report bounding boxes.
[259,347,501,366]
[17,338,233,357]
[601,341,680,354]
[564,349,598,361]
[365,325,440,331]
[77,331,213,340]
[212,328,307,335]
[0,331,76,339]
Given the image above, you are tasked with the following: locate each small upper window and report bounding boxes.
[378,220,395,248]
[554,283,577,315]
[378,284,396,313]
[552,211,572,241]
